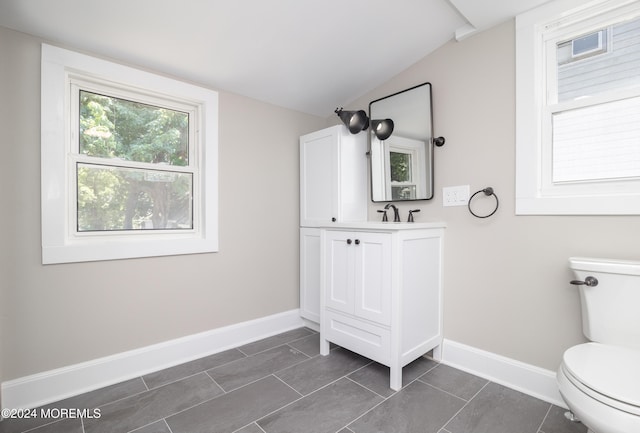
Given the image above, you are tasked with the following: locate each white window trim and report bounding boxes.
[41,44,218,264]
[515,0,640,215]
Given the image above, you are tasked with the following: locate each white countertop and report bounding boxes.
[318,221,446,230]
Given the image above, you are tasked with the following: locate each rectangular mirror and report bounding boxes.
[369,82,434,202]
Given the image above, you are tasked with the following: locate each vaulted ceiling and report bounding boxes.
[0,0,551,116]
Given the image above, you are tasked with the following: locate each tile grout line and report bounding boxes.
[213,343,311,382]
[144,348,249,390]
[230,421,268,433]
[246,375,312,430]
[242,358,440,433]
[160,364,323,432]
[415,378,475,404]
[140,375,150,391]
[284,342,316,358]
[252,366,373,431]
[336,376,400,431]
[93,374,193,411]
[536,404,553,433]
[163,418,175,433]
[129,373,242,428]
[398,358,441,392]
[343,375,387,400]
[236,347,251,357]
[329,358,443,432]
[285,340,320,359]
[212,349,312,394]
[271,374,305,398]
[143,351,249,392]
[237,330,316,357]
[126,419,162,433]
[203,369,227,395]
[437,380,491,432]
[19,417,71,433]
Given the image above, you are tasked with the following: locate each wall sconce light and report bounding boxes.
[335,108,369,134]
[371,119,394,141]
[335,108,395,140]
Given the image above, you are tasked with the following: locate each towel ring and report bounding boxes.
[468,187,499,218]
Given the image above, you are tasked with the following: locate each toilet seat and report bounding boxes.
[562,343,640,415]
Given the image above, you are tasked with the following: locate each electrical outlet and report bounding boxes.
[443,185,470,207]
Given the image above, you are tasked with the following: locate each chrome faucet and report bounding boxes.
[384,203,401,222]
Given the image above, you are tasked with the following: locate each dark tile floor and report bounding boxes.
[0,327,587,433]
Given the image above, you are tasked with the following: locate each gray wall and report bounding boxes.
[0,25,325,383]
[347,20,640,371]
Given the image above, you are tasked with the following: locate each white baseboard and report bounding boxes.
[1,309,305,410]
[441,339,566,407]
[301,318,319,332]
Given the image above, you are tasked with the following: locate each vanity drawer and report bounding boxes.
[324,309,391,365]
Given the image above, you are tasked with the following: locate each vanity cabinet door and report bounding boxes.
[324,230,392,326]
[324,231,355,315]
[300,127,336,226]
[353,232,392,326]
[299,125,367,226]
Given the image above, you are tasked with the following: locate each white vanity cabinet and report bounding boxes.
[299,125,367,226]
[320,223,445,391]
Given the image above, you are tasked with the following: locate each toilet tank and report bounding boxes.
[569,257,640,350]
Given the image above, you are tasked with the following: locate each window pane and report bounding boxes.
[79,90,189,166]
[572,31,602,56]
[390,152,412,182]
[552,96,640,183]
[77,163,193,232]
[392,185,416,200]
[556,17,640,102]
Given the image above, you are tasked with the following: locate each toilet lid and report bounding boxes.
[563,343,640,409]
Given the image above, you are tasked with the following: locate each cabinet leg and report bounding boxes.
[320,335,330,356]
[390,365,402,391]
[432,344,442,362]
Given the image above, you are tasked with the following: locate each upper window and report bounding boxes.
[563,29,608,62]
[516,0,640,215]
[41,44,218,263]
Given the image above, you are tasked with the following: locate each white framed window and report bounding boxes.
[41,44,218,264]
[383,136,427,200]
[515,0,640,215]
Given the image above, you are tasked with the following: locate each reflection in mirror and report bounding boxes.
[369,82,434,202]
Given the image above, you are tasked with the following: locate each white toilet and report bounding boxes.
[557,257,640,433]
